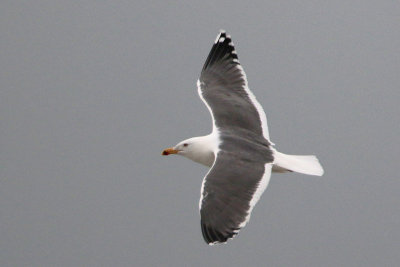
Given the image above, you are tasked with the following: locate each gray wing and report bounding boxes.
[197,31,271,141]
[199,148,272,244]
[197,31,275,244]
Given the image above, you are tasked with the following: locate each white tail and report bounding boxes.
[272,150,324,176]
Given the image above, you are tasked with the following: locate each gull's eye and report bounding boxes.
[183,143,188,147]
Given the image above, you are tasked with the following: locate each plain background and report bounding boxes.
[1,1,399,266]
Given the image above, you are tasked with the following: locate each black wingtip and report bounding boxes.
[202,31,239,72]
[214,29,226,43]
[201,220,236,245]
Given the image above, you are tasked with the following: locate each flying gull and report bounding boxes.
[162,31,324,245]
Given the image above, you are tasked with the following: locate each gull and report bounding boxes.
[162,31,324,245]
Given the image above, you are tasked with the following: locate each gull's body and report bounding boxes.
[162,31,324,245]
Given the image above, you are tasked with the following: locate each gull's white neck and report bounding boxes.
[181,133,219,167]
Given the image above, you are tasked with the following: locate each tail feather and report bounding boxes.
[273,150,324,176]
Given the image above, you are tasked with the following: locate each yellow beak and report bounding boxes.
[162,147,179,156]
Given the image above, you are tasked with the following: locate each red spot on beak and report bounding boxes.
[162,147,179,156]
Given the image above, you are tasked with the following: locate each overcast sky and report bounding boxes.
[1,1,399,266]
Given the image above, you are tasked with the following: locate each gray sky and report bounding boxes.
[1,1,399,266]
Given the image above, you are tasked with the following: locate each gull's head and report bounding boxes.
[162,138,197,156]
[162,135,217,167]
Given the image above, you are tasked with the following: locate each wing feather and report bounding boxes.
[197,31,275,245]
[200,152,272,244]
[197,31,271,141]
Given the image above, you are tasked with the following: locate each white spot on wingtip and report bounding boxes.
[215,30,226,43]
[208,240,228,246]
[218,37,225,43]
